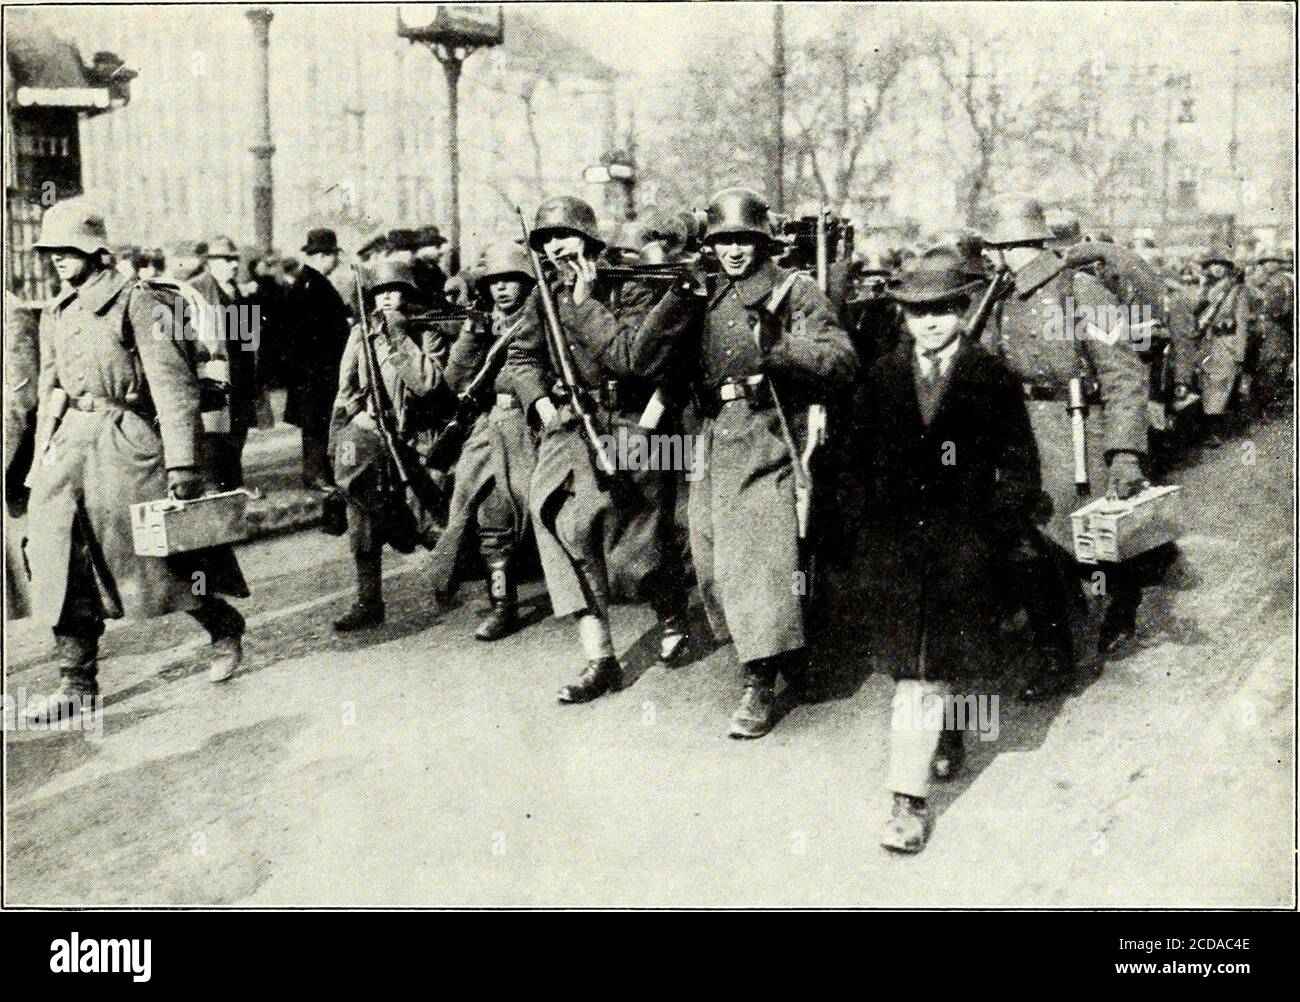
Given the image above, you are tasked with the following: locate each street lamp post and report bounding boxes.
[246,6,275,252]
[398,5,504,275]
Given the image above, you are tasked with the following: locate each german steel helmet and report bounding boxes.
[530,195,604,251]
[1200,242,1235,267]
[364,259,419,296]
[887,247,984,305]
[32,199,110,255]
[475,241,535,292]
[703,187,774,244]
[984,197,1054,247]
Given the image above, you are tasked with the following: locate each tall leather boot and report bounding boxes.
[334,550,385,632]
[26,632,101,724]
[475,555,519,642]
[190,598,246,683]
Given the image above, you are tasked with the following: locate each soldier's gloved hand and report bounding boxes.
[1107,452,1146,501]
[167,466,205,501]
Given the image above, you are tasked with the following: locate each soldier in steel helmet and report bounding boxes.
[502,194,704,705]
[981,197,1149,700]
[427,240,557,641]
[681,186,858,739]
[328,259,451,631]
[1192,243,1251,445]
[22,200,251,722]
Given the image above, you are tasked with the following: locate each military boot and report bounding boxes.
[880,793,931,854]
[657,612,690,665]
[334,552,384,632]
[191,599,246,683]
[557,657,623,704]
[474,556,518,642]
[931,728,966,782]
[25,634,100,725]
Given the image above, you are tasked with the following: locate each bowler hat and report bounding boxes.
[417,225,446,248]
[171,239,208,258]
[887,248,984,305]
[32,199,111,255]
[302,228,340,255]
[387,228,421,252]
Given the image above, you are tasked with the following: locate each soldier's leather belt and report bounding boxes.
[1021,382,1065,402]
[715,374,770,405]
[69,393,146,415]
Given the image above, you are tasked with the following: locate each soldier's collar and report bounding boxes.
[722,258,780,308]
[1012,249,1065,299]
[53,268,131,314]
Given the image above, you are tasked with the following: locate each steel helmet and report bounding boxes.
[984,197,1054,247]
[703,187,775,244]
[475,241,535,294]
[364,259,419,297]
[530,195,604,252]
[32,199,110,255]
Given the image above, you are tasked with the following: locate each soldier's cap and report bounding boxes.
[387,228,422,252]
[1200,244,1235,267]
[1046,209,1082,243]
[416,224,447,248]
[356,230,389,257]
[302,228,340,255]
[984,197,1054,247]
[171,239,208,259]
[887,248,985,306]
[1254,246,1292,265]
[364,259,419,296]
[31,199,111,255]
[207,235,239,259]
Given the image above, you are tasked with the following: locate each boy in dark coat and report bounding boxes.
[859,249,1040,853]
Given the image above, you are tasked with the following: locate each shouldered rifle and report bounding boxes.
[352,267,412,491]
[964,265,1012,343]
[516,208,617,478]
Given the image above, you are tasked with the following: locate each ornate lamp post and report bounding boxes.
[398,4,504,274]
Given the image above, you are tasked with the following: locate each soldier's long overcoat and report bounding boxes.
[5,293,40,619]
[329,308,448,551]
[683,260,857,663]
[25,268,249,628]
[425,305,558,600]
[502,274,700,618]
[1194,274,1251,417]
[981,250,1148,550]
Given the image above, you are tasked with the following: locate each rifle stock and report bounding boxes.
[352,268,412,489]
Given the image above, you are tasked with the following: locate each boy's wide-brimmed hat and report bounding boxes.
[887,248,985,305]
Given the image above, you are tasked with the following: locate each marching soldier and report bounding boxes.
[1246,246,1293,420]
[503,195,701,704]
[191,236,259,489]
[981,198,1149,700]
[1192,244,1250,446]
[426,241,554,640]
[683,187,857,738]
[329,260,450,631]
[23,200,250,721]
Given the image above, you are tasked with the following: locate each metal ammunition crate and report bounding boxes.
[1070,485,1183,564]
[131,489,254,557]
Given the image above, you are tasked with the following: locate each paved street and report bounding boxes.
[3,420,1293,908]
